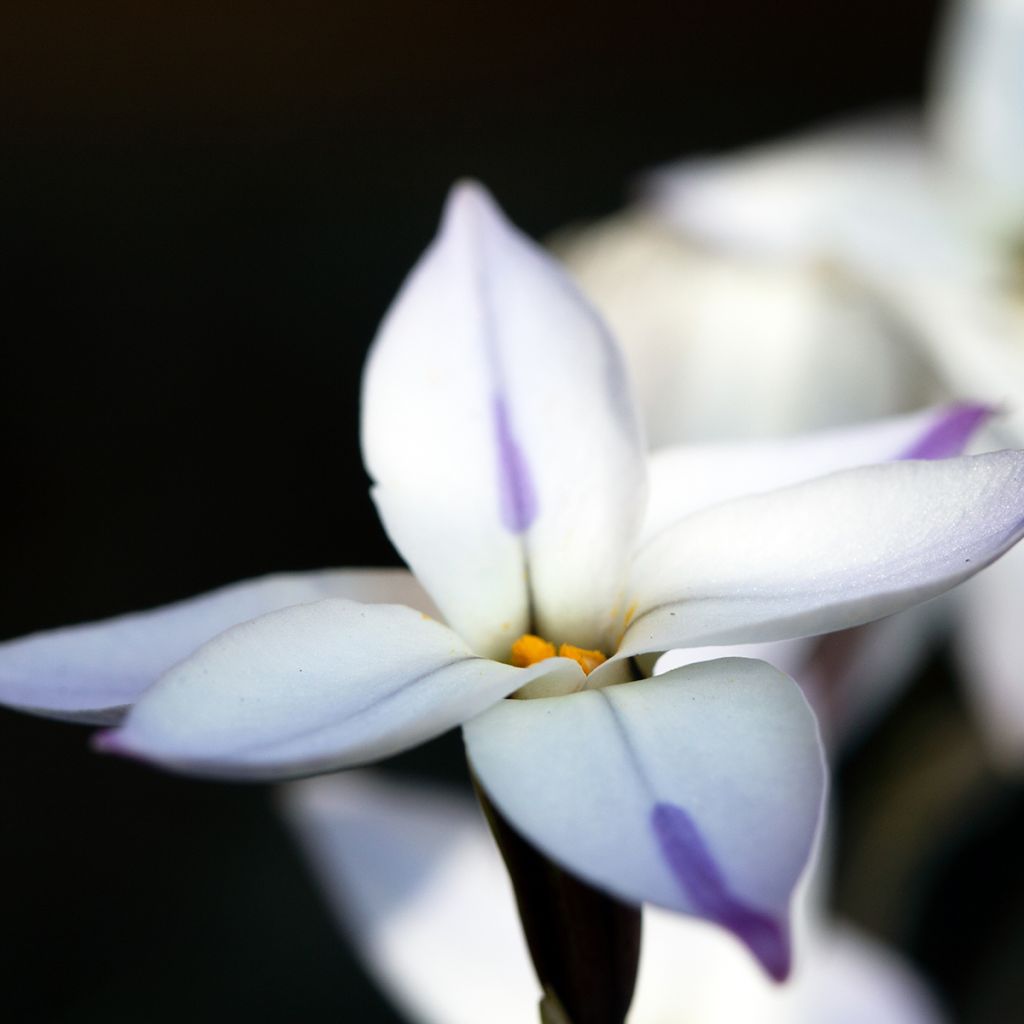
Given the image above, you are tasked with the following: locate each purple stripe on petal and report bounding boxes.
[899,403,992,460]
[493,396,538,533]
[651,802,791,982]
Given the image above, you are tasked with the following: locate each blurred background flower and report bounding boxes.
[3,1,1024,1022]
[282,771,947,1024]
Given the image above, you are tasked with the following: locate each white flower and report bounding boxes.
[2,183,1023,979]
[560,0,1024,762]
[282,771,947,1024]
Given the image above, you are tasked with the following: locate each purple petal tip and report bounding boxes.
[651,802,792,982]
[91,729,141,762]
[899,402,993,460]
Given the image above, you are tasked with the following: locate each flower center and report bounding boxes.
[510,633,607,675]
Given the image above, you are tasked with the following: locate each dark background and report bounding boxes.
[5,2,1020,1021]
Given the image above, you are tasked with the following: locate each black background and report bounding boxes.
[6,2,1017,1021]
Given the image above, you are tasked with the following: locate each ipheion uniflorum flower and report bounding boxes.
[2,182,1023,983]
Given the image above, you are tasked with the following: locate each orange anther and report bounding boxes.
[558,643,607,675]
[510,634,556,668]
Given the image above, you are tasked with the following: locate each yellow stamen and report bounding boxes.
[509,633,607,676]
[511,634,556,668]
[558,643,607,675]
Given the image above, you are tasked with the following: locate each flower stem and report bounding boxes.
[472,773,642,1024]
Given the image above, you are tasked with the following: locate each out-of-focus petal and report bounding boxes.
[957,536,1024,767]
[97,599,584,779]
[881,281,1024,447]
[642,404,990,542]
[281,773,537,1024]
[362,181,645,657]
[645,116,993,285]
[635,912,945,1024]
[558,214,938,448]
[931,0,1024,232]
[787,925,947,1024]
[0,569,432,725]
[465,658,826,980]
[619,452,1024,658]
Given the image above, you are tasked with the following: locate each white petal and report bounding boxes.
[281,773,537,1024]
[881,281,1024,448]
[645,115,993,284]
[465,658,826,980]
[620,452,1024,657]
[931,0,1024,231]
[642,404,990,543]
[0,569,432,725]
[787,926,947,1024]
[633,912,945,1024]
[362,181,645,657]
[98,598,584,779]
[957,536,1024,767]
[559,214,940,449]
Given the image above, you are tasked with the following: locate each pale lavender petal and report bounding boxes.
[622,452,1024,658]
[98,598,584,779]
[0,569,435,725]
[642,404,992,544]
[464,658,825,979]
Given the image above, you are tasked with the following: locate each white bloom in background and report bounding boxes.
[560,0,1024,762]
[2,183,1023,981]
[282,771,947,1024]
[556,195,939,449]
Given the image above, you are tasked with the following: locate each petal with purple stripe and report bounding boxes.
[641,403,992,544]
[651,803,789,980]
[622,451,1024,658]
[464,658,825,979]
[492,396,538,533]
[362,182,645,657]
[898,402,992,459]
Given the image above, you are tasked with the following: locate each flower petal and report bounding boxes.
[0,569,433,725]
[788,926,948,1024]
[931,0,1024,230]
[464,658,826,980]
[362,182,645,657]
[281,773,537,1024]
[880,281,1024,447]
[645,117,922,257]
[642,404,990,543]
[98,599,584,779]
[644,115,990,283]
[620,452,1024,657]
[560,213,940,450]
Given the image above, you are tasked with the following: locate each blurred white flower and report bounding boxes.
[559,0,1024,763]
[282,771,947,1024]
